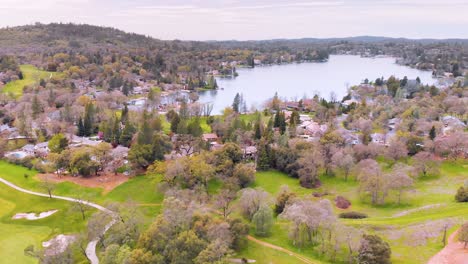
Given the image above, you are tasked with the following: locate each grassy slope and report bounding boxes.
[1,65,60,97]
[1,160,465,264]
[252,160,468,264]
[0,183,93,264]
[0,161,165,263]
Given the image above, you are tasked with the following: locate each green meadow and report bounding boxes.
[1,65,61,97]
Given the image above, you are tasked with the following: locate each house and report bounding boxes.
[371,133,386,145]
[34,142,50,157]
[299,114,312,122]
[69,135,102,148]
[387,118,401,131]
[442,115,466,134]
[243,146,258,160]
[202,133,218,143]
[342,98,359,107]
[299,121,328,137]
[0,124,17,136]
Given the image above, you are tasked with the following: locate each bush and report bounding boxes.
[358,234,391,264]
[339,211,368,219]
[335,195,351,209]
[455,186,468,202]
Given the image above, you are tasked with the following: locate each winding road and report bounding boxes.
[0,177,117,264]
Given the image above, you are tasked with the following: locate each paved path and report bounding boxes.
[427,228,468,264]
[0,177,117,264]
[247,235,319,264]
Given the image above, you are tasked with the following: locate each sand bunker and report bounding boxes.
[12,210,58,220]
[42,234,77,256]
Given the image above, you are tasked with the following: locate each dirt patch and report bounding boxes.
[38,173,129,193]
[42,234,76,256]
[12,210,58,220]
[427,229,468,264]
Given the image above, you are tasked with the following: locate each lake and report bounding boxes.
[198,55,436,114]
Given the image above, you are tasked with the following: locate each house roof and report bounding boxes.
[202,133,218,140]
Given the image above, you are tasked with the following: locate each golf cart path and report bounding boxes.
[427,228,468,264]
[0,177,117,264]
[247,235,319,264]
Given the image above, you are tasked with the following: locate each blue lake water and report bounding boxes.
[198,55,436,114]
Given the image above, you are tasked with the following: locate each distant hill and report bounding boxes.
[0,23,217,54]
[1,23,468,52]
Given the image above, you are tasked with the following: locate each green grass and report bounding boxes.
[252,159,468,264]
[236,240,306,264]
[0,161,166,263]
[1,65,61,97]
[0,181,94,264]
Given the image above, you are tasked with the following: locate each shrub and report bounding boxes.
[335,195,351,209]
[339,211,368,219]
[455,186,468,202]
[358,234,391,264]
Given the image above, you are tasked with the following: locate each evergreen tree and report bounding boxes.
[279,111,287,134]
[83,103,95,136]
[32,95,43,119]
[120,122,136,147]
[257,142,271,170]
[429,125,436,140]
[77,117,85,136]
[179,100,189,120]
[170,114,180,133]
[138,111,153,145]
[111,116,121,145]
[254,119,262,140]
[232,93,241,113]
[151,133,172,161]
[121,104,129,124]
[188,118,203,137]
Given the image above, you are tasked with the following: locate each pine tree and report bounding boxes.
[112,116,121,145]
[254,119,262,140]
[279,111,287,134]
[274,111,281,128]
[257,143,271,170]
[429,125,436,140]
[121,104,129,124]
[170,114,180,133]
[77,117,85,136]
[138,111,153,145]
[31,95,43,119]
[83,103,95,136]
[232,93,241,113]
[120,122,136,147]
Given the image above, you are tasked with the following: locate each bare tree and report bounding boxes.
[354,159,384,205]
[203,103,214,117]
[215,189,236,220]
[40,177,56,199]
[70,193,94,220]
[385,139,408,163]
[331,147,355,181]
[413,151,440,177]
[387,163,414,204]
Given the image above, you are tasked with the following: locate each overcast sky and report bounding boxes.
[0,0,467,40]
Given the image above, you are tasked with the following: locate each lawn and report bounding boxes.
[1,65,61,97]
[0,161,166,263]
[236,240,309,264]
[0,182,93,264]
[252,159,468,264]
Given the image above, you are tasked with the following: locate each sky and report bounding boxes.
[0,0,467,40]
